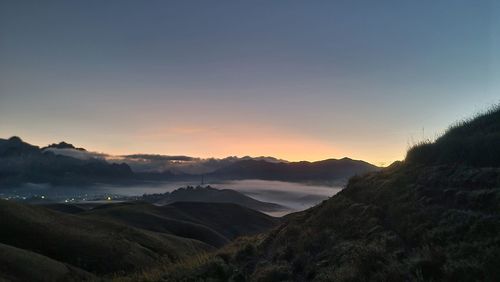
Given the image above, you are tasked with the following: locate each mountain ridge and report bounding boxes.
[207,157,379,182]
[0,136,379,187]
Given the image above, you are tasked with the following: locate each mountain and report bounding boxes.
[1,137,378,187]
[41,141,87,151]
[0,136,133,187]
[207,157,380,183]
[118,155,287,175]
[0,199,278,279]
[157,106,500,281]
[141,186,287,212]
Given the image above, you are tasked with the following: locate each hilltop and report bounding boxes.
[157,106,500,281]
[141,186,287,212]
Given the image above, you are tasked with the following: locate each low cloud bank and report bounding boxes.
[44,147,286,174]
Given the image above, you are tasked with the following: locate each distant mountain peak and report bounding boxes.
[7,136,23,143]
[43,141,86,151]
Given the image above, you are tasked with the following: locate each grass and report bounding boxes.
[406,104,500,166]
[0,242,93,281]
[0,200,211,275]
[0,200,279,280]
[80,201,279,248]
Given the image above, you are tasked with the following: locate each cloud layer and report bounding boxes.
[44,147,286,174]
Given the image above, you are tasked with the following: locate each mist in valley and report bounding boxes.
[1,180,342,216]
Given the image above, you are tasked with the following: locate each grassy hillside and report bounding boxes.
[167,202,280,240]
[0,200,210,275]
[406,105,500,166]
[81,201,279,248]
[0,199,279,280]
[0,243,93,282]
[154,106,500,282]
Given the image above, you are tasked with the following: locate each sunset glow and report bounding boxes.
[1,1,498,166]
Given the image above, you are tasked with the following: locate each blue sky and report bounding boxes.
[1,0,499,165]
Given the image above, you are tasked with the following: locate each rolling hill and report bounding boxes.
[0,199,210,276]
[141,186,287,212]
[0,242,93,282]
[0,199,279,279]
[80,201,279,248]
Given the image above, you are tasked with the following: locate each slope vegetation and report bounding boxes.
[0,199,279,280]
[81,201,279,248]
[0,200,209,276]
[0,243,93,282]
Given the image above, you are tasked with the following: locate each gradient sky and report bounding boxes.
[1,0,499,166]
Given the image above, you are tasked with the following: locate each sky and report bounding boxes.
[0,0,499,166]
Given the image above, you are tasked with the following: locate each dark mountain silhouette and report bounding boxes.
[141,186,287,212]
[42,141,86,151]
[207,157,380,182]
[0,137,133,187]
[158,106,500,281]
[119,154,287,174]
[1,136,379,187]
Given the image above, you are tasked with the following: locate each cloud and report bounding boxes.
[121,154,196,162]
[43,148,108,160]
[112,155,286,174]
[43,147,287,174]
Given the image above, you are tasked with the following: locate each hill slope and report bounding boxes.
[0,200,210,275]
[160,106,500,282]
[0,243,93,282]
[81,201,279,248]
[0,199,279,279]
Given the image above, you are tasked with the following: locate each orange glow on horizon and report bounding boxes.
[5,123,406,167]
[86,125,404,166]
